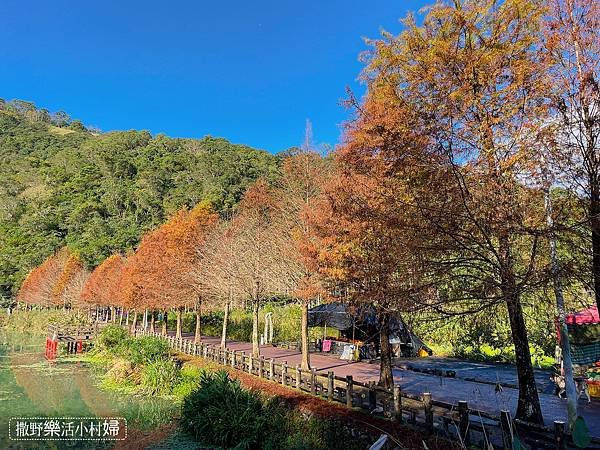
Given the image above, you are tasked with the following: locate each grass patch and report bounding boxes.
[1,308,91,334]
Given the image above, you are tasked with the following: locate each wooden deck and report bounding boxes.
[47,323,103,342]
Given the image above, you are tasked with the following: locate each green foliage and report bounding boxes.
[409,301,557,367]
[181,370,272,449]
[172,364,202,399]
[171,304,335,344]
[0,100,279,297]
[119,336,170,365]
[96,325,128,353]
[141,359,181,395]
[1,308,90,333]
[181,370,372,450]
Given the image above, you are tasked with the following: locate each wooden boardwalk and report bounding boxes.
[194,334,600,438]
[135,329,600,448]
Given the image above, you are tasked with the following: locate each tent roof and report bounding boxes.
[308,302,392,330]
[308,302,377,330]
[566,305,599,326]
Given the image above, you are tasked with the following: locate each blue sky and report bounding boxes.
[0,1,423,153]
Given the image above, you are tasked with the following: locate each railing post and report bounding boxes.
[269,358,274,381]
[281,362,288,386]
[423,392,433,431]
[500,410,513,449]
[368,381,377,412]
[458,400,470,445]
[310,369,316,395]
[248,355,254,374]
[554,421,565,450]
[393,385,402,423]
[203,345,208,359]
[240,351,245,370]
[259,356,264,378]
[295,366,301,389]
[327,371,334,401]
[346,375,353,407]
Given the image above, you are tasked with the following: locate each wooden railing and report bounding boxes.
[133,329,600,449]
[47,323,105,341]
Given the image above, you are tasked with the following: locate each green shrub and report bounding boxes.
[181,370,270,449]
[141,359,181,395]
[96,325,129,353]
[120,336,170,365]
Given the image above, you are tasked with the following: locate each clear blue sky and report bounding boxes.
[0,1,423,153]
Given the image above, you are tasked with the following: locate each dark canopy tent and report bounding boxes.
[308,302,430,357]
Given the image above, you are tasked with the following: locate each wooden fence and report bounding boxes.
[134,329,600,450]
[48,323,104,341]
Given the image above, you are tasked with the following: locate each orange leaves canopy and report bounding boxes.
[120,202,219,310]
[81,254,126,307]
[17,247,89,308]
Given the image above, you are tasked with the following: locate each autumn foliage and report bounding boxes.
[17,247,88,308]
[81,254,126,307]
[120,202,219,311]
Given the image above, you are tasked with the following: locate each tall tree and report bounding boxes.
[277,130,330,370]
[310,147,427,389]
[543,0,600,312]
[196,219,242,348]
[81,254,126,312]
[356,0,548,423]
[16,249,68,308]
[231,180,286,357]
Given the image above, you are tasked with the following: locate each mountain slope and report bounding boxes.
[0,99,279,299]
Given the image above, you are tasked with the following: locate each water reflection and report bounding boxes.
[0,332,178,449]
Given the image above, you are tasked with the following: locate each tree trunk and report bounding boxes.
[505,289,543,424]
[195,302,202,344]
[251,299,260,357]
[119,306,124,326]
[301,300,311,370]
[546,182,578,427]
[125,309,130,326]
[176,308,182,339]
[378,313,394,390]
[221,298,230,348]
[590,186,600,313]
[150,310,155,333]
[131,310,137,334]
[111,306,116,323]
[162,309,168,336]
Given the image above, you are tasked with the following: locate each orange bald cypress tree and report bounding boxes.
[17,247,88,310]
[17,249,67,308]
[230,180,288,357]
[120,202,219,340]
[52,251,88,309]
[81,254,126,314]
[348,0,549,422]
[277,145,330,370]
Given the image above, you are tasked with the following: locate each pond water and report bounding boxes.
[0,331,180,449]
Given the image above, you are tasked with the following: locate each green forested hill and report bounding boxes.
[0,100,279,300]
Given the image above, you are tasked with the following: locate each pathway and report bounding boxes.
[175,334,600,437]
